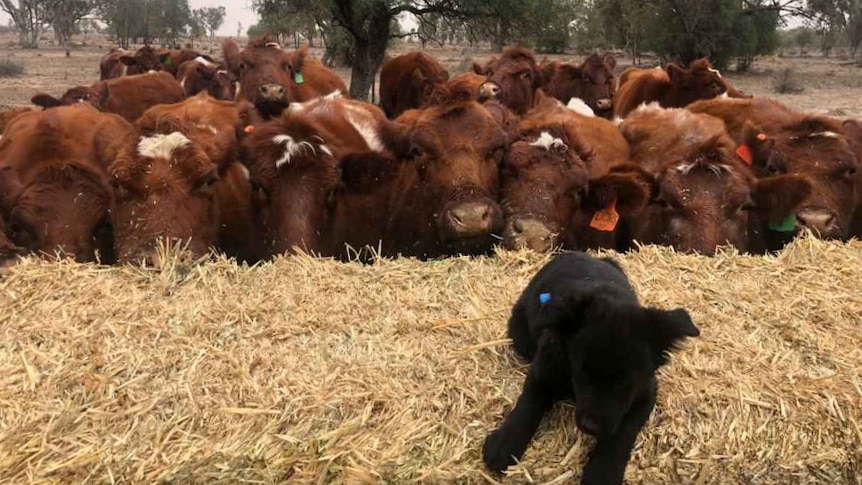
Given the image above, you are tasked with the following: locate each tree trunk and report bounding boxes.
[346,2,389,101]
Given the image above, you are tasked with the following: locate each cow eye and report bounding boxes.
[520,71,531,79]
[197,173,220,193]
[409,143,424,159]
[765,163,782,175]
[111,178,132,200]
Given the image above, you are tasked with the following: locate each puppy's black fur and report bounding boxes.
[483,251,699,484]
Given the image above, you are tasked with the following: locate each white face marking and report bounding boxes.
[675,162,729,176]
[217,70,228,76]
[530,131,568,151]
[344,108,383,153]
[179,76,187,91]
[272,134,317,168]
[719,91,729,99]
[319,145,333,157]
[137,132,191,159]
[565,97,595,117]
[195,123,218,134]
[809,131,840,139]
[708,67,722,78]
[265,42,281,49]
[239,164,250,180]
[193,56,217,68]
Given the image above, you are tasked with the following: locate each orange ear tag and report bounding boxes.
[736,143,753,165]
[590,197,619,232]
[244,125,255,134]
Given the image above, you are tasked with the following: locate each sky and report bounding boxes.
[0,1,261,38]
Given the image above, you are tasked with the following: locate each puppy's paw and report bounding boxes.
[482,428,521,473]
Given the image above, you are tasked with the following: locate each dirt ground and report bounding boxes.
[2,32,862,118]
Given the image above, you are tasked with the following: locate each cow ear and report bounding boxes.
[587,165,654,217]
[340,152,400,192]
[31,93,62,108]
[379,118,414,159]
[642,307,699,368]
[752,174,812,223]
[222,39,241,75]
[740,121,775,168]
[439,69,450,82]
[842,119,862,156]
[603,54,617,71]
[411,67,425,84]
[119,55,137,67]
[472,61,486,75]
[666,63,688,87]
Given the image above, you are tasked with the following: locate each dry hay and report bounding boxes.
[1,237,861,485]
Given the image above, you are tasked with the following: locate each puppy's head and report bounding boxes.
[536,290,699,437]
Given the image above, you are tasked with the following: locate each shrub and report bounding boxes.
[772,67,804,94]
[0,58,24,77]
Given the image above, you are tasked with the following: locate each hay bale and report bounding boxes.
[1,238,860,484]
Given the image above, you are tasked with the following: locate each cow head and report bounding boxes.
[477,47,544,115]
[0,163,113,262]
[119,46,168,74]
[181,58,237,101]
[399,101,509,251]
[622,106,812,254]
[501,127,591,252]
[741,119,860,240]
[544,54,617,117]
[31,84,107,110]
[665,58,726,107]
[109,114,236,266]
[223,36,293,118]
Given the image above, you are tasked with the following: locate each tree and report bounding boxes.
[807,0,862,56]
[45,0,94,46]
[193,6,225,40]
[1,0,50,47]
[97,0,143,48]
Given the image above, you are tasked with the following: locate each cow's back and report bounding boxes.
[101,72,186,121]
[379,52,447,117]
[288,55,347,103]
[614,68,669,118]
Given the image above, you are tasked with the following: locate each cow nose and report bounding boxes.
[258,83,286,100]
[444,201,496,237]
[504,217,556,252]
[576,414,601,436]
[796,208,836,234]
[596,98,613,110]
[479,82,501,100]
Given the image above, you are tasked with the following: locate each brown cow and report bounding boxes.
[100,47,132,79]
[541,54,617,119]
[239,92,402,257]
[383,100,513,258]
[176,56,237,100]
[118,46,206,77]
[501,107,650,252]
[379,52,450,118]
[31,72,185,122]
[614,58,727,118]
[619,104,812,254]
[0,106,32,133]
[688,97,860,245]
[474,46,560,115]
[109,94,261,266]
[223,37,348,119]
[0,106,133,262]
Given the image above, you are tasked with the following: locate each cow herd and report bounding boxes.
[1,36,860,267]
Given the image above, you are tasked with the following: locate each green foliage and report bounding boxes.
[193,6,225,39]
[97,0,192,47]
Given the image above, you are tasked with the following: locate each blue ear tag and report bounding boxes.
[294,72,305,84]
[539,293,552,306]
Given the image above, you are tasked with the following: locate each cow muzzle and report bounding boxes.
[503,217,557,252]
[258,83,287,102]
[441,200,502,240]
[595,98,613,110]
[796,208,841,238]
[479,82,501,100]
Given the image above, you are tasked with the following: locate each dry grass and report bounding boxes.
[1,237,861,484]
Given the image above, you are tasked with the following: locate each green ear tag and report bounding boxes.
[768,214,796,232]
[164,57,171,66]
[294,72,305,84]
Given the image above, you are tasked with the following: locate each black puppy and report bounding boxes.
[483,251,699,484]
